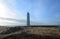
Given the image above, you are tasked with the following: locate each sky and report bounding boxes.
[0,0,60,26]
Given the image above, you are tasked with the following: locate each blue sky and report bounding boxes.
[0,0,60,26]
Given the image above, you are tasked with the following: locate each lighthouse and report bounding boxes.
[27,12,30,26]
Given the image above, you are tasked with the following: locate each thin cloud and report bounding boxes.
[31,20,60,25]
[3,0,26,19]
[0,0,60,26]
[0,0,20,26]
[0,3,17,18]
[55,13,60,20]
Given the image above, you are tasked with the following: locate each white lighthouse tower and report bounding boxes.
[27,12,30,26]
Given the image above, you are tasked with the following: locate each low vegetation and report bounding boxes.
[0,26,60,39]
